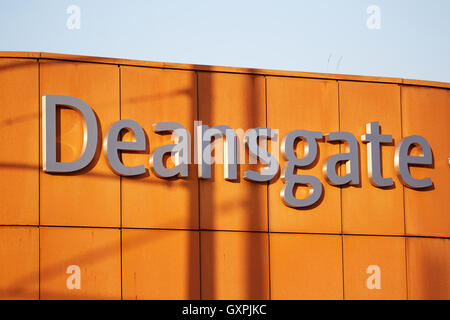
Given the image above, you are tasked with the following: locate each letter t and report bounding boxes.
[361,122,394,187]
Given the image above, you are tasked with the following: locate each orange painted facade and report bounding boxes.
[0,52,448,300]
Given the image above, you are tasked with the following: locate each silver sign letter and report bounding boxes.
[361,121,394,187]
[280,129,323,208]
[394,135,433,189]
[323,131,360,186]
[42,95,97,173]
[196,124,238,180]
[103,119,147,176]
[149,122,189,179]
[244,127,279,182]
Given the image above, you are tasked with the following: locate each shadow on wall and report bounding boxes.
[198,67,268,299]
[0,57,201,299]
[0,60,268,300]
[2,59,447,300]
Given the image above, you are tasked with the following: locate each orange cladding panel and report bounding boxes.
[343,235,407,299]
[0,59,38,225]
[0,52,448,301]
[401,86,450,237]
[40,227,121,300]
[406,237,450,300]
[39,60,120,227]
[201,231,269,299]
[122,229,200,299]
[198,72,267,231]
[267,77,341,233]
[0,227,39,299]
[339,81,404,235]
[121,66,198,229]
[270,233,343,299]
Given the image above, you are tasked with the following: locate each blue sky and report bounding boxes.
[1,0,449,82]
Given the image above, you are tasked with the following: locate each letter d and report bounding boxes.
[43,95,98,172]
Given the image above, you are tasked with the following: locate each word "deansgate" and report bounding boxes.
[42,95,434,209]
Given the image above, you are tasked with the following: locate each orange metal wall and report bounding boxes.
[0,53,449,300]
